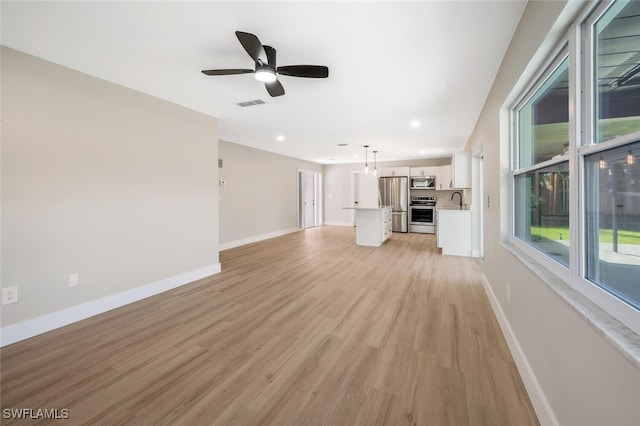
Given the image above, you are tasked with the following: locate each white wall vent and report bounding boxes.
[236,99,266,107]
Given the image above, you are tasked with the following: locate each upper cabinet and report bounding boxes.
[410,165,451,189]
[402,153,470,190]
[378,167,411,177]
[436,165,451,190]
[451,151,471,188]
[409,166,437,177]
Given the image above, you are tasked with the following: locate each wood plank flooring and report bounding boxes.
[0,226,538,425]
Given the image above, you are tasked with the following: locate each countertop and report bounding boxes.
[343,205,392,210]
[436,206,470,211]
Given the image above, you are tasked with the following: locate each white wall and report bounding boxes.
[323,162,364,226]
[466,2,640,425]
[1,48,219,339]
[218,140,322,249]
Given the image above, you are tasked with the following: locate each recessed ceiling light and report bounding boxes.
[420,149,427,154]
[337,143,348,147]
[353,154,359,158]
[411,120,421,128]
[276,135,285,142]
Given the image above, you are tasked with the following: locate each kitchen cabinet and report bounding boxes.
[451,151,471,188]
[378,167,410,177]
[355,207,392,247]
[437,209,471,256]
[410,166,437,177]
[436,165,452,190]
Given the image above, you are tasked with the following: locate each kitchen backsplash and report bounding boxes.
[411,189,468,208]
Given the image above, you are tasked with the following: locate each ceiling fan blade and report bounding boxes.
[264,45,277,68]
[201,69,254,76]
[265,79,285,97]
[235,31,265,62]
[277,65,329,78]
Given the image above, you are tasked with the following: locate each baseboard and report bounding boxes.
[323,221,353,227]
[481,274,558,426]
[0,263,221,347]
[219,228,299,251]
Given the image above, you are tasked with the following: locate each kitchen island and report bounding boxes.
[345,206,393,247]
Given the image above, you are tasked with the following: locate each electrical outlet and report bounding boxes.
[69,273,79,287]
[2,286,18,305]
[506,284,511,304]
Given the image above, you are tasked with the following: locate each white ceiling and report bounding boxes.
[1,1,526,164]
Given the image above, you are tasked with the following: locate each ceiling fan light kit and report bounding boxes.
[202,31,329,97]
[255,67,277,83]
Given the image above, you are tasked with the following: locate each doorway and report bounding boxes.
[298,170,322,229]
[471,150,484,260]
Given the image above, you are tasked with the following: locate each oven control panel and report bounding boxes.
[410,195,436,206]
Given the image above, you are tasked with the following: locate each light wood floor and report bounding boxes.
[1,226,538,425]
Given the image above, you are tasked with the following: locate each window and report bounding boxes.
[593,1,640,144]
[514,55,570,268]
[511,0,640,333]
[515,162,570,266]
[585,142,640,310]
[518,57,570,168]
[581,0,640,315]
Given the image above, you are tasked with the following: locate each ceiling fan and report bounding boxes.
[202,31,329,97]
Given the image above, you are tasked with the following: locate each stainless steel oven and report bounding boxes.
[409,196,436,234]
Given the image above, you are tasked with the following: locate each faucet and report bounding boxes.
[451,191,463,209]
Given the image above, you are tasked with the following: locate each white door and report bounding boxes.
[303,171,316,228]
[470,151,484,260]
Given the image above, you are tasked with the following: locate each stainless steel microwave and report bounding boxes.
[410,176,436,189]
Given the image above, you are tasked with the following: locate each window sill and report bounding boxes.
[501,241,640,370]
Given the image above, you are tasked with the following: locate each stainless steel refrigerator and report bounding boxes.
[378,176,408,232]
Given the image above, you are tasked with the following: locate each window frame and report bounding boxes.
[511,43,573,285]
[576,0,640,334]
[577,134,640,333]
[509,0,640,335]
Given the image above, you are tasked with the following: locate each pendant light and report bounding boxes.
[627,147,635,165]
[598,155,606,170]
[364,145,369,174]
[373,150,378,176]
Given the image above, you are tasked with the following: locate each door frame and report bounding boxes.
[471,147,484,260]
